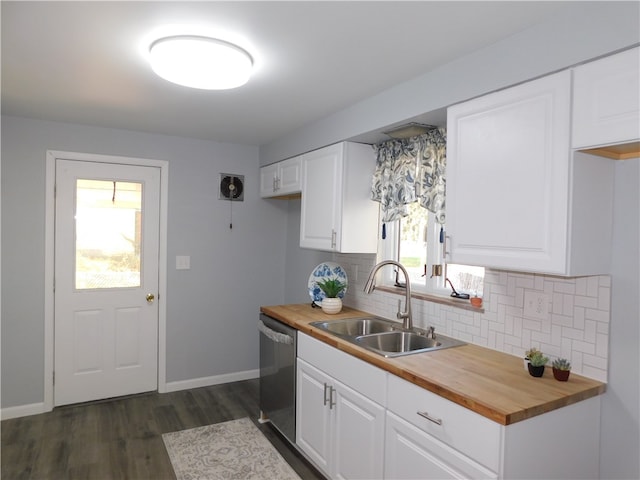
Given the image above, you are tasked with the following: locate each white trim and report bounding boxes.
[44,150,169,411]
[3,369,258,420]
[1,402,47,420]
[164,369,260,393]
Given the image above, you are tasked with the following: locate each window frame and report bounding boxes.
[378,212,451,297]
[378,206,484,299]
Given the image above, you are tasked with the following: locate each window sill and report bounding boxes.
[376,285,485,313]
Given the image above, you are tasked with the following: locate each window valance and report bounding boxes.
[371,127,446,224]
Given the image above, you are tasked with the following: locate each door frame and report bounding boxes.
[44,150,169,412]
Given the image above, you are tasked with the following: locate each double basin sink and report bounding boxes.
[310,317,465,357]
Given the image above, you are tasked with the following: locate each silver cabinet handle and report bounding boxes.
[417,411,442,425]
[323,383,337,409]
[331,229,337,249]
[443,235,451,258]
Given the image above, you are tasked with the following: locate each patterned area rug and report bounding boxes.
[162,417,301,480]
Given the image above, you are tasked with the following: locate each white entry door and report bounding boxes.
[54,159,160,406]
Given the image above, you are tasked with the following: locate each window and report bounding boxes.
[380,203,484,297]
[75,179,142,289]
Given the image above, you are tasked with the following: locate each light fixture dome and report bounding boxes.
[149,35,253,90]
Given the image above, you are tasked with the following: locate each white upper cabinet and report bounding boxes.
[572,47,640,151]
[259,155,302,198]
[447,70,614,275]
[300,142,378,253]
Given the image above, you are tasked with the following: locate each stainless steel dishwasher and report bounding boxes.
[258,313,297,444]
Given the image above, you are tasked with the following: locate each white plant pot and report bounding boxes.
[321,298,343,315]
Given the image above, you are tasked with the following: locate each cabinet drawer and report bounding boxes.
[387,374,501,472]
[298,333,386,405]
[385,411,498,479]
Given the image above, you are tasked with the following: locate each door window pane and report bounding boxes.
[75,179,142,289]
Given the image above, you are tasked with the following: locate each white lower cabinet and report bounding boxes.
[385,374,499,479]
[385,412,497,479]
[296,334,601,479]
[386,374,601,480]
[297,358,385,479]
[297,333,386,479]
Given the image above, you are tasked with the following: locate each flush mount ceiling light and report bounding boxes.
[149,35,253,90]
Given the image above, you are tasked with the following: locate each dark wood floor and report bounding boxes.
[1,379,325,480]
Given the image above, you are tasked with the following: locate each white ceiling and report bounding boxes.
[1,1,571,146]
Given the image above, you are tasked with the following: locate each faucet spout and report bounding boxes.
[363,260,413,330]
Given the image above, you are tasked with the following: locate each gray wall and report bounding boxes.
[282,200,332,305]
[260,1,640,165]
[601,159,640,479]
[1,115,289,407]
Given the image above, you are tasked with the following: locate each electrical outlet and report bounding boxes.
[524,291,549,320]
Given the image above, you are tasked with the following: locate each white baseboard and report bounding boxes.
[1,402,47,420]
[1,370,260,419]
[164,369,259,393]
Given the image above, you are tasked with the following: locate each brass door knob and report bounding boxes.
[146,293,155,303]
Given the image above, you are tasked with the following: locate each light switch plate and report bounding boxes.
[176,255,190,270]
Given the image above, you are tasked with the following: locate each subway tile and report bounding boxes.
[337,255,610,382]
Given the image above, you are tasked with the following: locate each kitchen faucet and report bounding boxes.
[364,260,413,330]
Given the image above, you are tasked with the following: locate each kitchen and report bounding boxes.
[2,1,639,479]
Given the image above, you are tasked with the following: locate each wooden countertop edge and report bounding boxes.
[260,304,606,426]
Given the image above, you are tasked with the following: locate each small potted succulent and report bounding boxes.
[551,358,572,381]
[524,347,540,371]
[316,278,347,314]
[527,350,549,377]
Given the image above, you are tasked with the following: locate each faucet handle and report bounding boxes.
[428,326,435,339]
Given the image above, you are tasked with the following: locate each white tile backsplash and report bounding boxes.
[334,253,610,382]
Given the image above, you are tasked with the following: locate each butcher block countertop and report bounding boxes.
[260,303,606,426]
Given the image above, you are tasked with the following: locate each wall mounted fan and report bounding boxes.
[219,174,244,201]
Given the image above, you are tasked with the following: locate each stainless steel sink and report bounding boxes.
[310,317,398,337]
[356,331,439,354]
[310,317,465,357]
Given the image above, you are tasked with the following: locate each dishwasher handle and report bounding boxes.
[258,320,294,345]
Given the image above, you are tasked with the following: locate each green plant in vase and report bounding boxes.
[316,278,347,298]
[316,278,347,315]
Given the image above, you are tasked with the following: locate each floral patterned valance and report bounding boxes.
[370,128,446,224]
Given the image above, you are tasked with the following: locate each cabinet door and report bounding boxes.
[572,47,640,149]
[259,163,279,198]
[300,144,342,251]
[332,381,385,480]
[278,156,302,195]
[260,157,302,198]
[446,71,572,274]
[385,412,498,480]
[296,359,332,475]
